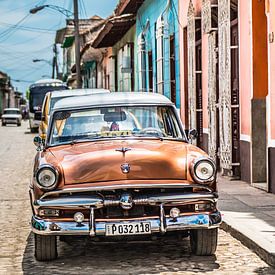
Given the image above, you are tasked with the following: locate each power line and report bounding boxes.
[0,21,56,33]
[0,14,31,42]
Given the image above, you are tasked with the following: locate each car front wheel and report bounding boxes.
[34,234,57,261]
[190,228,218,256]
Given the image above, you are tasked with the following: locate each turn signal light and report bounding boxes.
[74,212,84,223]
[170,207,180,218]
[39,209,60,217]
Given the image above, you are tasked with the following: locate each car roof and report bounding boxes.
[49,88,110,99]
[30,79,66,88]
[4,108,20,111]
[34,79,63,84]
[53,92,173,111]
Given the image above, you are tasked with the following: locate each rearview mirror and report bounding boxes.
[33,136,43,150]
[188,129,198,140]
[104,111,126,122]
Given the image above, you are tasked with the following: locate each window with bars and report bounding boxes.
[118,44,133,91]
[156,16,164,94]
[137,34,146,92]
[108,56,116,92]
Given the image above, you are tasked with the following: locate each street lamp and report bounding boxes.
[30,5,73,18]
[33,59,52,65]
[30,1,82,88]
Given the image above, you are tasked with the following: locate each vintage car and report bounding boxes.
[30,92,221,261]
[1,108,22,126]
[39,88,110,140]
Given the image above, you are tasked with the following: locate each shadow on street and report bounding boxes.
[22,233,220,275]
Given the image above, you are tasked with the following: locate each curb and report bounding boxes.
[221,221,275,267]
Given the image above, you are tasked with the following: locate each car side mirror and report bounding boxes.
[188,129,198,140]
[33,136,43,150]
[34,111,42,121]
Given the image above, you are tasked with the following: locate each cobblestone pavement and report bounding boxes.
[1,122,275,275]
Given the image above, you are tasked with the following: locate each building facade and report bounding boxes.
[0,71,22,116]
[135,0,180,108]
[179,0,275,193]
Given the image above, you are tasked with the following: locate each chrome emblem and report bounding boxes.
[121,163,130,174]
[120,193,133,209]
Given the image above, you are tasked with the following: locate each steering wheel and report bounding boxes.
[139,127,164,137]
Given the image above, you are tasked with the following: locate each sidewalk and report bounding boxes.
[218,176,275,267]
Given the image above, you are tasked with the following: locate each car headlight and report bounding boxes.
[36,166,58,190]
[190,157,216,184]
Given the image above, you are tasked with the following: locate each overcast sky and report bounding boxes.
[0,0,118,94]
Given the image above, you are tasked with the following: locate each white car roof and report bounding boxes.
[4,108,20,111]
[53,92,173,111]
[49,88,110,99]
[34,79,63,84]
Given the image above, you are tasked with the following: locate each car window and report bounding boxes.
[4,110,20,115]
[49,106,184,145]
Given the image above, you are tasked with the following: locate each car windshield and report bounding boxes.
[4,109,20,115]
[49,106,184,145]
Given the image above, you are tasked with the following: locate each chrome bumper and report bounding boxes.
[31,211,221,236]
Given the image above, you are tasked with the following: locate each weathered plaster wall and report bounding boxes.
[136,0,180,108]
[239,0,252,138]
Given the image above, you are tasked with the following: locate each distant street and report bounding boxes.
[0,121,274,274]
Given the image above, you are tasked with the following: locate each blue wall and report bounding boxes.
[135,0,180,109]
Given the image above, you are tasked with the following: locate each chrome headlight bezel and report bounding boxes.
[190,157,216,184]
[35,165,59,191]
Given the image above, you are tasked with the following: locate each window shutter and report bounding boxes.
[156,16,164,94]
[137,34,146,92]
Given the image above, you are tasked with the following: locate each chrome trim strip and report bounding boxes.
[34,193,217,209]
[160,204,166,234]
[40,184,213,200]
[89,207,95,236]
[34,196,103,209]
[31,211,221,236]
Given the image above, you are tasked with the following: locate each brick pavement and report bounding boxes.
[0,122,275,275]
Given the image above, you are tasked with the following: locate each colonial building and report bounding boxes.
[92,14,137,92]
[0,71,22,116]
[56,0,275,193]
[179,0,275,193]
[135,0,180,108]
[55,16,105,88]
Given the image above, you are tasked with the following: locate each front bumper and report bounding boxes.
[31,211,221,236]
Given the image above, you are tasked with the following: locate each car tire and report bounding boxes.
[190,228,218,256]
[34,234,57,261]
[17,123,21,127]
[2,122,6,126]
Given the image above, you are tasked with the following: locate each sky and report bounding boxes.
[0,0,119,94]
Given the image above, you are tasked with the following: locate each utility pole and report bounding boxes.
[52,45,56,79]
[74,0,82,88]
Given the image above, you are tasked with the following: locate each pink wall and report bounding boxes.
[178,0,189,121]
[239,0,252,137]
[268,1,275,140]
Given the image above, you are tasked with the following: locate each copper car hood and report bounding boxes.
[49,139,191,185]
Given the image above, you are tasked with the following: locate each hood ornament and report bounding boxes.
[116,147,131,155]
[121,163,130,174]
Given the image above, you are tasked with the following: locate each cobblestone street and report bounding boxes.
[1,122,275,275]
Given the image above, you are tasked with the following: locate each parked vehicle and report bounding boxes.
[1,108,22,126]
[28,79,67,133]
[30,92,221,261]
[39,88,110,140]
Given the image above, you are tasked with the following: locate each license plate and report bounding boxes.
[105,222,151,236]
